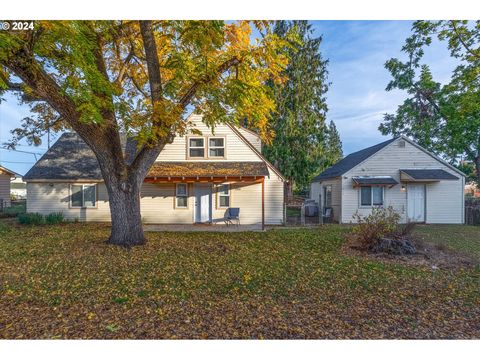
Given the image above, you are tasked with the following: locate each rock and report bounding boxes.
[370,237,417,255]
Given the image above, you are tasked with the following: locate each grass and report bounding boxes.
[414,224,480,260]
[0,222,479,339]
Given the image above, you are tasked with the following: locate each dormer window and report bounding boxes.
[209,137,225,157]
[188,137,205,158]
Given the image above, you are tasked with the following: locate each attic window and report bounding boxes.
[209,137,225,157]
[398,140,406,148]
[188,137,205,158]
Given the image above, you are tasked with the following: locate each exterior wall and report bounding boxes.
[156,114,262,162]
[27,177,284,225]
[340,138,464,224]
[264,171,285,225]
[0,174,11,208]
[237,127,262,153]
[310,178,342,222]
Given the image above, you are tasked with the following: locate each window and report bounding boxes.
[209,137,225,157]
[218,184,230,208]
[176,183,188,208]
[324,185,332,207]
[188,137,205,158]
[71,184,97,208]
[360,186,384,207]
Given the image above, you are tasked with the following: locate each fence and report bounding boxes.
[465,198,480,225]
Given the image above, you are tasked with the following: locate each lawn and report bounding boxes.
[414,224,480,260]
[0,222,479,339]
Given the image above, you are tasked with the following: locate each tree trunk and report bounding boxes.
[104,175,145,247]
[286,179,294,204]
[475,156,480,185]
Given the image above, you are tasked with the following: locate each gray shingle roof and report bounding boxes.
[23,133,105,181]
[24,133,269,181]
[313,138,398,182]
[400,169,459,180]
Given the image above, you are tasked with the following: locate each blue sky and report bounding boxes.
[0,20,459,175]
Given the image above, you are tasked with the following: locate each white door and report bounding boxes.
[194,184,212,223]
[407,184,425,222]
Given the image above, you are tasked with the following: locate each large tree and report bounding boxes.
[262,20,338,197]
[380,20,480,184]
[0,21,288,246]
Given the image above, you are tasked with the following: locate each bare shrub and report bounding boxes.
[347,206,401,250]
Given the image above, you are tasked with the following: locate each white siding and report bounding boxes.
[310,178,342,222]
[157,114,262,162]
[27,178,284,225]
[341,138,464,224]
[0,174,11,208]
[264,171,285,225]
[237,127,262,152]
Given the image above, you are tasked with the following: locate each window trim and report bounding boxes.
[187,136,206,159]
[208,136,226,158]
[69,183,98,209]
[359,185,384,208]
[216,183,231,209]
[175,183,189,209]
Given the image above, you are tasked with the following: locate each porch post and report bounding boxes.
[261,177,265,230]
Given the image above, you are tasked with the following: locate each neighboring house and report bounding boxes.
[10,176,27,199]
[310,136,465,224]
[0,165,16,209]
[23,114,286,227]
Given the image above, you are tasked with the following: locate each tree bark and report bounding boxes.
[105,175,145,247]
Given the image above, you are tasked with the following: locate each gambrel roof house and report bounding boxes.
[310,136,465,224]
[24,114,286,228]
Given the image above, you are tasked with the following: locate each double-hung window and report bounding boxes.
[209,137,225,158]
[360,186,384,207]
[176,183,188,208]
[71,184,97,208]
[218,184,230,208]
[188,137,205,158]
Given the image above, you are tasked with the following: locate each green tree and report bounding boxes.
[380,20,480,184]
[0,21,288,246]
[325,120,343,167]
[263,20,332,197]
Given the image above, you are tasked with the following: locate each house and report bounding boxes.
[0,165,17,209]
[10,176,27,199]
[23,114,286,228]
[310,136,465,224]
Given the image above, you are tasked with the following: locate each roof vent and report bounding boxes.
[398,140,406,148]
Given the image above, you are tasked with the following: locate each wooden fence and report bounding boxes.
[465,198,480,225]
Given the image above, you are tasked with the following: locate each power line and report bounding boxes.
[0,160,35,164]
[0,147,43,155]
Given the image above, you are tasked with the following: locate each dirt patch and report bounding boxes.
[343,235,479,270]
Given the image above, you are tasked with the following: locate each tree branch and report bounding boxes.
[178,56,241,109]
[139,20,162,103]
[450,21,480,60]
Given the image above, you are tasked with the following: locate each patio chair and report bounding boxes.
[225,207,240,226]
[323,207,333,223]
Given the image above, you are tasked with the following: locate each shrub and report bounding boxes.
[348,206,401,250]
[18,213,45,225]
[45,212,65,224]
[3,203,26,217]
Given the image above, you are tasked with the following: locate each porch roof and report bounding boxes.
[400,169,459,182]
[352,176,398,187]
[146,161,269,178]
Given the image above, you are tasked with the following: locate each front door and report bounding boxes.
[407,184,425,222]
[194,183,212,223]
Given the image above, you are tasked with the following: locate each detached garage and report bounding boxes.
[310,136,465,224]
